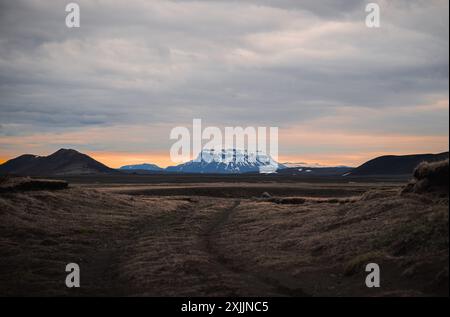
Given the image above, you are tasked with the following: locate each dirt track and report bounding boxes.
[202,199,310,296]
[75,197,311,296]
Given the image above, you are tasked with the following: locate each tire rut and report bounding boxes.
[202,199,309,297]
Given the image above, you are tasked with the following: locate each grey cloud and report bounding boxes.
[0,0,448,153]
[173,0,364,17]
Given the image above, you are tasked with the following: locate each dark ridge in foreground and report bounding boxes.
[349,152,449,176]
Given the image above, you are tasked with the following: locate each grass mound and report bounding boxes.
[0,176,68,193]
[403,159,449,194]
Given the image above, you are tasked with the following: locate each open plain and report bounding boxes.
[0,173,448,297]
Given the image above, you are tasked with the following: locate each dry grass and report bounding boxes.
[0,187,187,296]
[0,176,68,193]
[343,251,384,276]
[211,189,448,296]
[404,159,449,194]
[0,180,448,296]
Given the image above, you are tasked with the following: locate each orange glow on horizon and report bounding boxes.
[87,149,449,169]
[0,119,448,169]
[87,151,175,169]
[89,151,367,169]
[0,149,448,169]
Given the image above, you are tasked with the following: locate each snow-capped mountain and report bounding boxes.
[119,163,163,171]
[166,149,285,174]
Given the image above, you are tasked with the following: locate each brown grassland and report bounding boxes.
[0,171,448,296]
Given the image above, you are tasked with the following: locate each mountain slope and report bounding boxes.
[0,154,40,175]
[166,149,285,174]
[0,149,116,176]
[349,152,449,176]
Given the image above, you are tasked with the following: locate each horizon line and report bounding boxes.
[1,148,449,169]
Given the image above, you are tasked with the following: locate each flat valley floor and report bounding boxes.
[0,177,448,296]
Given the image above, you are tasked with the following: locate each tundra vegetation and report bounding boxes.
[0,160,448,296]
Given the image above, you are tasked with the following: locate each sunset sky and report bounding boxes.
[0,0,448,168]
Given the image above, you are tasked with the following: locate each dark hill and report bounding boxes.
[0,149,116,176]
[349,152,449,177]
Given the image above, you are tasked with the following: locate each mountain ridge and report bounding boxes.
[0,149,117,176]
[348,152,449,176]
[1,149,448,176]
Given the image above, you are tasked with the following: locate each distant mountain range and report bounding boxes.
[0,148,448,177]
[348,152,449,176]
[165,149,284,174]
[278,166,354,176]
[0,149,116,176]
[119,163,163,172]
[281,162,348,168]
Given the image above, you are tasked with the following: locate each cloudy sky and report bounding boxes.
[0,0,448,167]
